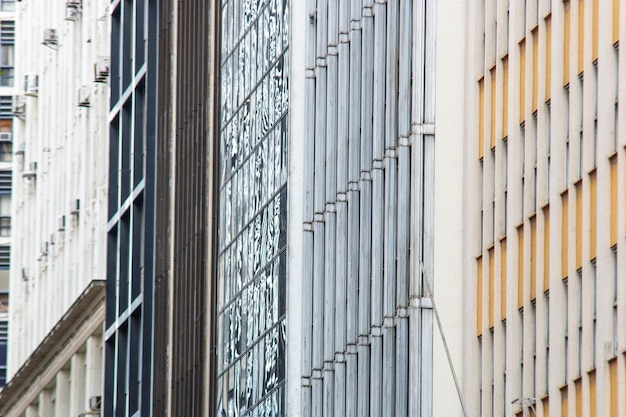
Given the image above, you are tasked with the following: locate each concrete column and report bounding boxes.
[69,352,86,416]
[54,370,70,417]
[38,390,54,417]
[85,334,103,402]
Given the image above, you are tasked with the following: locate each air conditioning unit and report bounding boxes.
[12,95,25,118]
[23,161,37,179]
[78,85,90,107]
[65,1,82,21]
[14,143,25,156]
[58,215,66,231]
[24,74,38,97]
[42,28,58,47]
[94,56,110,83]
[70,198,80,215]
[89,396,102,411]
[0,133,11,143]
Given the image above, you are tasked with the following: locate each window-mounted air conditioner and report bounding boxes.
[24,74,38,97]
[89,396,102,411]
[78,85,90,107]
[58,215,66,231]
[94,56,110,83]
[23,161,37,179]
[65,0,82,21]
[70,198,80,215]
[0,133,11,143]
[42,28,58,48]
[12,95,25,118]
[14,143,25,156]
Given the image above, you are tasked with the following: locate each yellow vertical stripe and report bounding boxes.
[613,0,620,44]
[589,170,597,260]
[543,397,550,417]
[489,246,495,328]
[609,358,618,417]
[592,0,598,61]
[575,378,582,417]
[491,67,497,149]
[562,191,569,278]
[589,370,597,417]
[575,181,582,269]
[479,77,485,159]
[520,39,526,123]
[546,15,552,101]
[561,386,569,417]
[501,238,508,320]
[518,225,524,308]
[503,56,509,138]
[578,0,584,74]
[532,27,539,111]
[610,155,618,246]
[543,206,550,291]
[530,215,537,300]
[564,0,571,85]
[477,255,483,336]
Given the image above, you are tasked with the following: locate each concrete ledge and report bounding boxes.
[0,279,105,412]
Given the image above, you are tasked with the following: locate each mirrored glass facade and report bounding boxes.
[216,0,289,415]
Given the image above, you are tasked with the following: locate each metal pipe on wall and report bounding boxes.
[346,1,362,413]
[334,1,350,415]
[302,0,318,414]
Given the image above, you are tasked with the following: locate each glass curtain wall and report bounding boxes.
[215,0,290,415]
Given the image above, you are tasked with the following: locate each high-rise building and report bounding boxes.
[465,1,625,416]
[0,0,16,389]
[0,0,110,416]
[104,1,467,416]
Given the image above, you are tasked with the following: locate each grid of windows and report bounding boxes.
[0,21,13,87]
[104,0,158,416]
[215,0,289,415]
[0,320,6,387]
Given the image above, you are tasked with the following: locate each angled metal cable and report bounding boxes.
[419,257,470,417]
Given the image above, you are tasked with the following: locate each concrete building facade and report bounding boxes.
[0,0,110,415]
[103,1,467,417]
[465,0,626,416]
[0,0,16,389]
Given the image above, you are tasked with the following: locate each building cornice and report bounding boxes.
[0,279,105,413]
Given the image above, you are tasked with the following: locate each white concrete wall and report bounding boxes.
[8,0,109,376]
[433,0,467,416]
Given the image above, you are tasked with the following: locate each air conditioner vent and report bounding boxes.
[70,198,80,215]
[58,215,66,231]
[24,74,38,97]
[89,396,102,411]
[0,133,11,143]
[42,28,58,48]
[65,1,82,21]
[78,86,90,107]
[14,143,25,156]
[94,56,109,83]
[12,95,25,118]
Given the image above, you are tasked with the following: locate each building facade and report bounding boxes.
[0,0,110,415]
[0,0,16,389]
[104,1,467,417]
[465,0,626,416]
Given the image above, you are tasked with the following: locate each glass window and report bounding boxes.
[0,1,14,12]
